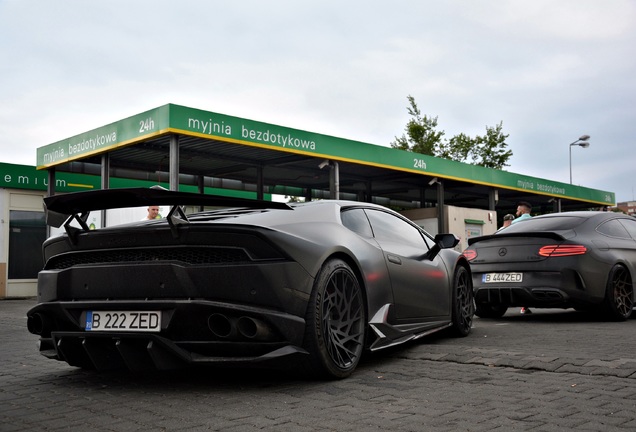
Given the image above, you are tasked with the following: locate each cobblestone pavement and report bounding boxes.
[2,299,636,431]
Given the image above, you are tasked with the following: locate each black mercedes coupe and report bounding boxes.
[464,211,636,321]
[27,188,474,379]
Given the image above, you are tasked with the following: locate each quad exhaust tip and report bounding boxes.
[207,313,272,340]
[27,313,49,336]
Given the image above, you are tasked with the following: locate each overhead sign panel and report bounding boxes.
[36,105,170,169]
[35,103,615,205]
[168,104,614,205]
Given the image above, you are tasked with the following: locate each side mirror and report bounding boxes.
[427,233,460,260]
[435,233,459,249]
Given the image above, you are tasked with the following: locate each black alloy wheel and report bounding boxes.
[450,265,474,336]
[304,259,366,379]
[603,264,634,321]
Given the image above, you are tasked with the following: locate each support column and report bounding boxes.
[436,180,445,234]
[46,168,56,197]
[169,135,179,191]
[256,166,264,200]
[319,159,340,200]
[101,154,110,227]
[46,168,56,238]
[197,175,205,211]
[330,161,340,199]
[488,189,498,211]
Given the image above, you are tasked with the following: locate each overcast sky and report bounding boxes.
[1,1,635,202]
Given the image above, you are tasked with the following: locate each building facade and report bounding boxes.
[616,201,636,216]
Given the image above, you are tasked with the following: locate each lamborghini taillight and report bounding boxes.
[538,244,587,257]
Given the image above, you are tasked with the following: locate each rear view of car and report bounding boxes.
[26,187,474,379]
[464,212,636,321]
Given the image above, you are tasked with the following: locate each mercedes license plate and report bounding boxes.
[482,273,523,283]
[85,311,161,332]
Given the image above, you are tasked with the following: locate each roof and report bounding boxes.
[35,103,615,213]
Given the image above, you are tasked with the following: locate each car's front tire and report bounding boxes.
[449,265,474,336]
[303,258,366,379]
[603,264,634,321]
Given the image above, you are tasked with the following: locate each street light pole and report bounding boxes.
[569,134,591,184]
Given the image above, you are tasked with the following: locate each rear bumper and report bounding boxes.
[472,266,606,309]
[27,299,308,371]
[473,284,604,309]
[474,286,571,308]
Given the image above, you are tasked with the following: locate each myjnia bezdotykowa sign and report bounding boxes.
[36,103,615,206]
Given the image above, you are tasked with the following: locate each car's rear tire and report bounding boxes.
[303,258,366,379]
[474,304,508,319]
[449,265,474,336]
[603,264,634,321]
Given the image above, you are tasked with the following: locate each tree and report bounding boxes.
[471,122,512,169]
[391,96,445,156]
[392,96,512,170]
[435,132,473,162]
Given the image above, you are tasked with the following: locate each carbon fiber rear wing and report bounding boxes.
[44,186,292,238]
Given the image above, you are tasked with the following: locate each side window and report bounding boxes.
[618,218,636,240]
[341,208,373,238]
[364,209,429,253]
[597,219,631,239]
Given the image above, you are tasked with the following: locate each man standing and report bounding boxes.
[143,206,160,220]
[500,213,515,230]
[511,201,532,224]
[511,201,533,314]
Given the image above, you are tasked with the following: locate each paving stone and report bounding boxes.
[4,300,636,431]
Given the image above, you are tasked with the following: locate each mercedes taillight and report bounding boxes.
[538,244,587,257]
[462,249,477,261]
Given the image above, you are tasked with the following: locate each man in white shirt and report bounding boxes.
[143,206,160,220]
